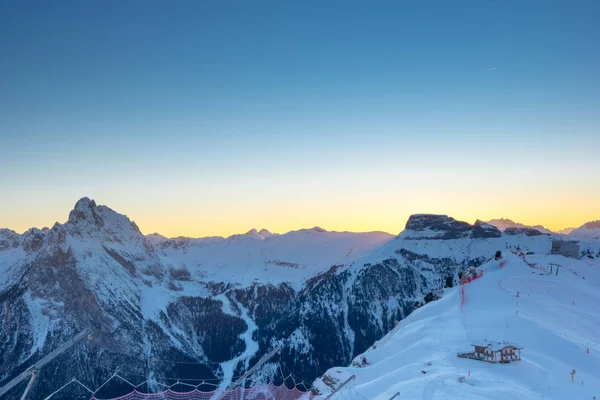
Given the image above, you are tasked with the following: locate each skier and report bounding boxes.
[571,369,576,382]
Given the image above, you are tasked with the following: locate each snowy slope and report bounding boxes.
[569,220,600,240]
[152,227,393,289]
[486,218,553,235]
[314,253,600,399]
[556,227,577,235]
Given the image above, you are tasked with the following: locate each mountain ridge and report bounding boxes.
[10,197,595,240]
[485,218,553,234]
[569,220,600,240]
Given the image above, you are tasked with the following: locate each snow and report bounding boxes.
[569,221,600,240]
[23,291,63,357]
[146,233,169,245]
[486,219,553,235]
[0,246,26,292]
[258,229,274,239]
[314,252,600,399]
[217,298,260,390]
[557,227,577,235]
[397,228,446,240]
[356,230,554,271]
[475,221,498,232]
[154,229,394,289]
[470,340,523,351]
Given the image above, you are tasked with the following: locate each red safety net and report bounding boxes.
[91,383,313,400]
[461,271,483,285]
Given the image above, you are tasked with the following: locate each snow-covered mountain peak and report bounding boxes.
[0,228,20,251]
[66,197,142,241]
[557,227,577,235]
[0,227,19,238]
[473,219,492,228]
[486,218,553,234]
[21,227,47,252]
[569,220,600,240]
[472,220,502,238]
[146,232,170,245]
[293,226,327,234]
[228,229,264,241]
[258,228,274,238]
[244,228,276,239]
[68,197,101,224]
[579,220,600,230]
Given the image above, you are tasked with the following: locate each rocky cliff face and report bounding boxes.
[0,201,512,399]
[504,227,547,236]
[398,215,502,240]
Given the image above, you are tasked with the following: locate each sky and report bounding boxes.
[1,0,599,237]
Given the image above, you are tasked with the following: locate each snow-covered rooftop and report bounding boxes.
[471,340,523,351]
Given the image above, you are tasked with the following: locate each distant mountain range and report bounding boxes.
[484,218,553,234]
[556,227,577,235]
[485,218,600,238]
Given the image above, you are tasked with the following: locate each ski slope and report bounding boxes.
[314,253,600,399]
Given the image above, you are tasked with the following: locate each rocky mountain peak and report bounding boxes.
[404,214,465,231]
[66,197,142,240]
[68,197,104,226]
[401,214,501,240]
[472,220,502,238]
[146,233,169,245]
[46,222,68,247]
[0,228,19,240]
[21,227,46,252]
[403,214,471,238]
[0,228,21,251]
[504,227,546,236]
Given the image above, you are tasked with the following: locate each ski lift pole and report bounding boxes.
[19,370,37,400]
[0,328,90,398]
[325,375,355,399]
[226,346,282,390]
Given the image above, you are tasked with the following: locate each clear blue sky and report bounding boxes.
[1,0,599,236]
